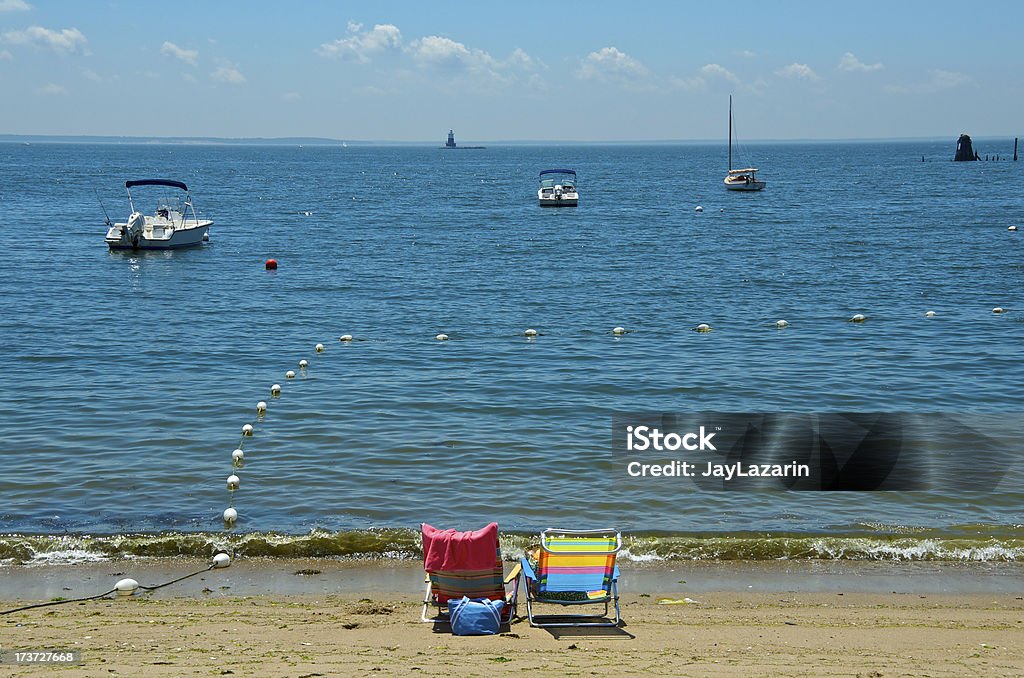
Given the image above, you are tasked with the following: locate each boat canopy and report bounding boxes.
[727,168,758,174]
[539,169,576,177]
[125,179,189,191]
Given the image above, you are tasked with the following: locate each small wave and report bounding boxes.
[2,529,1021,565]
[27,549,111,566]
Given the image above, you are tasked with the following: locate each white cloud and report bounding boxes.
[161,41,198,66]
[282,91,300,101]
[928,69,970,89]
[505,47,543,71]
[577,46,648,82]
[318,22,538,89]
[182,72,198,83]
[775,63,819,81]
[2,25,87,54]
[700,63,740,85]
[0,0,31,11]
[738,50,756,58]
[211,63,245,84]
[35,82,67,95]
[317,22,401,63]
[410,35,496,72]
[81,68,101,81]
[886,69,970,94]
[838,52,884,72]
[0,49,11,59]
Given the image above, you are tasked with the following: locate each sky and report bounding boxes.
[0,0,1021,141]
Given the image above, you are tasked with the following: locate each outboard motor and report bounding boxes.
[125,211,146,247]
[554,185,563,200]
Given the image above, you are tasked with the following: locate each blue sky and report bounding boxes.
[1,1,1021,141]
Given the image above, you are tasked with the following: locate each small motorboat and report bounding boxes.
[105,179,212,250]
[538,169,579,207]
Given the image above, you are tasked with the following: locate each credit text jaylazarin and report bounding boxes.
[624,425,811,480]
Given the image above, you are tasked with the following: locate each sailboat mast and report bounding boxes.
[728,95,733,172]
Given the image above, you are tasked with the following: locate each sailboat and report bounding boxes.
[724,96,765,191]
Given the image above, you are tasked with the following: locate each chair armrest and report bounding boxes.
[520,557,537,581]
[504,561,522,584]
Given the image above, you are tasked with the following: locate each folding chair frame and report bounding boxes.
[522,528,623,628]
[421,562,521,624]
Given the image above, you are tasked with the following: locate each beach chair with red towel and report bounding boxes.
[420,522,520,623]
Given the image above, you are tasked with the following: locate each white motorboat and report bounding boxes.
[105,179,213,249]
[538,169,579,207]
[724,97,765,191]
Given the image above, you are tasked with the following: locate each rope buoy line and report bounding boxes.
[225,308,1015,525]
[0,559,229,615]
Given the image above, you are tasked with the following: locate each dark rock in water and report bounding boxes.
[955,133,978,161]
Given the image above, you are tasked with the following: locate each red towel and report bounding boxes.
[422,522,499,572]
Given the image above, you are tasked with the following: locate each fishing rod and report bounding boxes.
[94,187,112,227]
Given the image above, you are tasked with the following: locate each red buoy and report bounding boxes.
[265,258,278,270]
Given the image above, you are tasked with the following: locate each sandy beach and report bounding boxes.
[3,560,1023,676]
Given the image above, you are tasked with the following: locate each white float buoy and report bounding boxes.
[524,328,538,337]
[256,401,267,415]
[231,449,245,465]
[339,334,353,342]
[925,310,937,317]
[612,326,626,335]
[226,474,240,491]
[241,424,254,436]
[315,343,325,353]
[695,323,712,333]
[1009,225,1018,231]
[993,307,1005,314]
[435,333,449,341]
[850,314,866,323]
[114,578,139,596]
[298,359,308,369]
[223,507,237,524]
[695,205,704,213]
[271,383,282,396]
[775,319,789,328]
[286,370,296,379]
[212,553,232,569]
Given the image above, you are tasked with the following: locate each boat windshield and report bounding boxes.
[155,195,185,215]
[539,173,577,189]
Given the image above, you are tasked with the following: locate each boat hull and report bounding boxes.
[724,180,766,192]
[106,221,212,250]
[538,197,579,207]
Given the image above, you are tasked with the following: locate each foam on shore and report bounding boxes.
[3,526,1022,566]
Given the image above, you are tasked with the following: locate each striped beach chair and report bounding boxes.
[520,528,622,627]
[420,523,520,624]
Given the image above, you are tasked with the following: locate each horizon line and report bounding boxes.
[1,133,1019,146]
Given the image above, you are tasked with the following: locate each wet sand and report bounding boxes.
[2,560,1023,676]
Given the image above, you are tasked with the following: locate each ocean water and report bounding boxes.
[1,140,1022,564]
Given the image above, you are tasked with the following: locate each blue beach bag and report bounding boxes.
[448,596,505,635]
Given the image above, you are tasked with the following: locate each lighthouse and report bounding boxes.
[440,129,485,149]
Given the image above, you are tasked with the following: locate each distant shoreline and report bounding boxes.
[2,133,1013,147]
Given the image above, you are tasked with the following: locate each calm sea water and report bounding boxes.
[1,140,1022,563]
